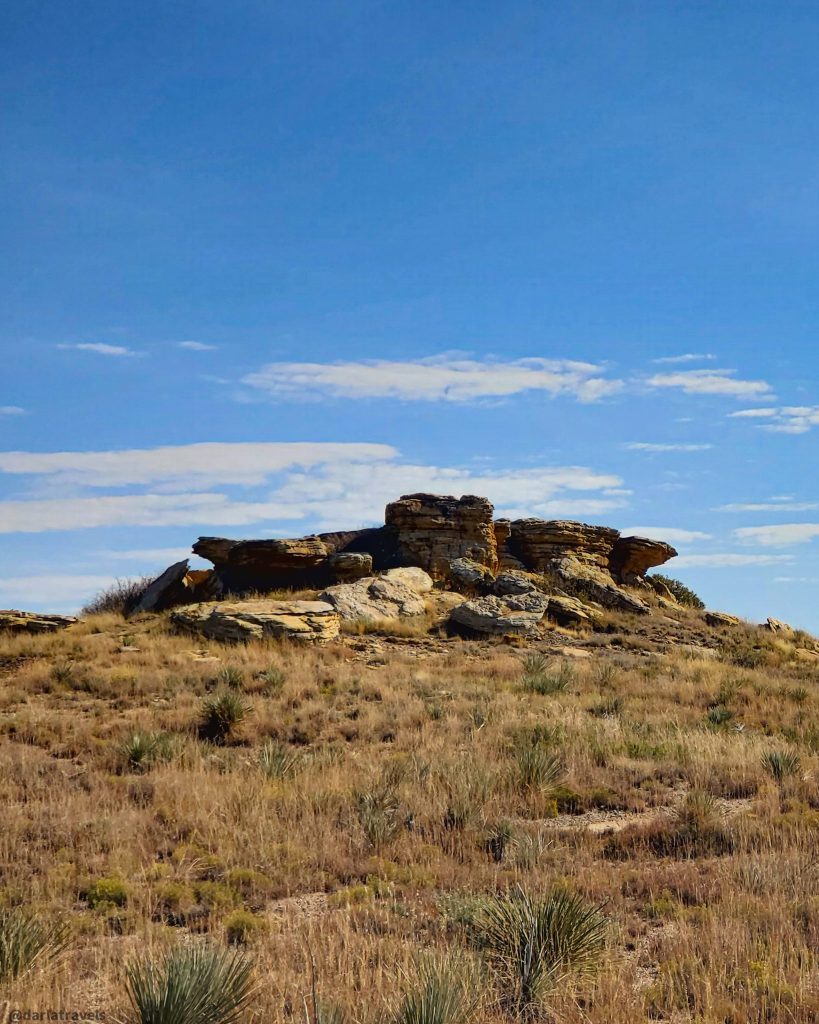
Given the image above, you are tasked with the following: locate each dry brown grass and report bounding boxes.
[1,612,818,1021]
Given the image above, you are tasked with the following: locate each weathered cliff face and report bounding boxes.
[183,492,677,601]
[384,493,498,577]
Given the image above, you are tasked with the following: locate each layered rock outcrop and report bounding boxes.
[148,493,677,612]
[384,493,498,577]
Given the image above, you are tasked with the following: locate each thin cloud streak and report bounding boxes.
[243,356,623,404]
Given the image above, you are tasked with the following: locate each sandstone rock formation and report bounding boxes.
[0,610,78,634]
[384,493,498,577]
[765,617,793,633]
[171,600,339,644]
[705,611,741,628]
[319,568,433,622]
[154,492,677,616]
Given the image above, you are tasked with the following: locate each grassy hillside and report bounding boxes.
[1,612,818,1022]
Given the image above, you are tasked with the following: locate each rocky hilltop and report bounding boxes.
[2,492,813,658]
[162,492,677,613]
[98,492,689,643]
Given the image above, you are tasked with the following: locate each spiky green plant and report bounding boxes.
[0,908,68,983]
[477,887,607,1015]
[394,954,479,1024]
[484,820,515,864]
[259,740,302,780]
[199,692,252,744]
[514,744,565,793]
[356,786,402,850]
[121,731,159,772]
[124,944,253,1024]
[762,749,801,782]
[215,666,245,691]
[520,656,573,696]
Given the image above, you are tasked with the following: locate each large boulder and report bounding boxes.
[170,600,340,644]
[447,557,495,594]
[545,595,596,628]
[132,559,191,613]
[384,493,498,578]
[328,552,373,583]
[0,610,77,634]
[319,568,433,622]
[705,611,741,628]
[494,570,541,596]
[449,594,548,636]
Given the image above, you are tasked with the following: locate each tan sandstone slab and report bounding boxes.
[170,600,340,644]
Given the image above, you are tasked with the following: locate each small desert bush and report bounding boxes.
[81,577,153,616]
[124,944,253,1024]
[0,908,68,983]
[120,731,160,772]
[477,886,607,1015]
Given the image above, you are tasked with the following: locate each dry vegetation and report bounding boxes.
[1,609,819,1023]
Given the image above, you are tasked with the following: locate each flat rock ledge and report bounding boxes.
[0,610,78,634]
[170,600,340,644]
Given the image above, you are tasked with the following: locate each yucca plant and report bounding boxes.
[514,743,565,793]
[121,731,159,773]
[762,749,801,783]
[520,657,573,696]
[0,908,68,984]
[124,944,253,1024]
[394,954,479,1024]
[215,666,245,691]
[477,887,607,1016]
[484,820,515,864]
[259,739,302,780]
[199,692,252,744]
[356,786,402,850]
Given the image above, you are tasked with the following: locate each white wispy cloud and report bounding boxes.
[774,576,819,584]
[0,442,397,489]
[178,341,217,351]
[652,353,717,364]
[716,501,819,513]
[729,406,819,434]
[624,442,713,452]
[58,343,142,357]
[647,368,773,399]
[672,553,794,568]
[0,442,626,534]
[734,523,819,547]
[620,527,712,543]
[0,406,26,415]
[242,356,623,404]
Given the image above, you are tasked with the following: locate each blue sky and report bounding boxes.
[1,2,817,628]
